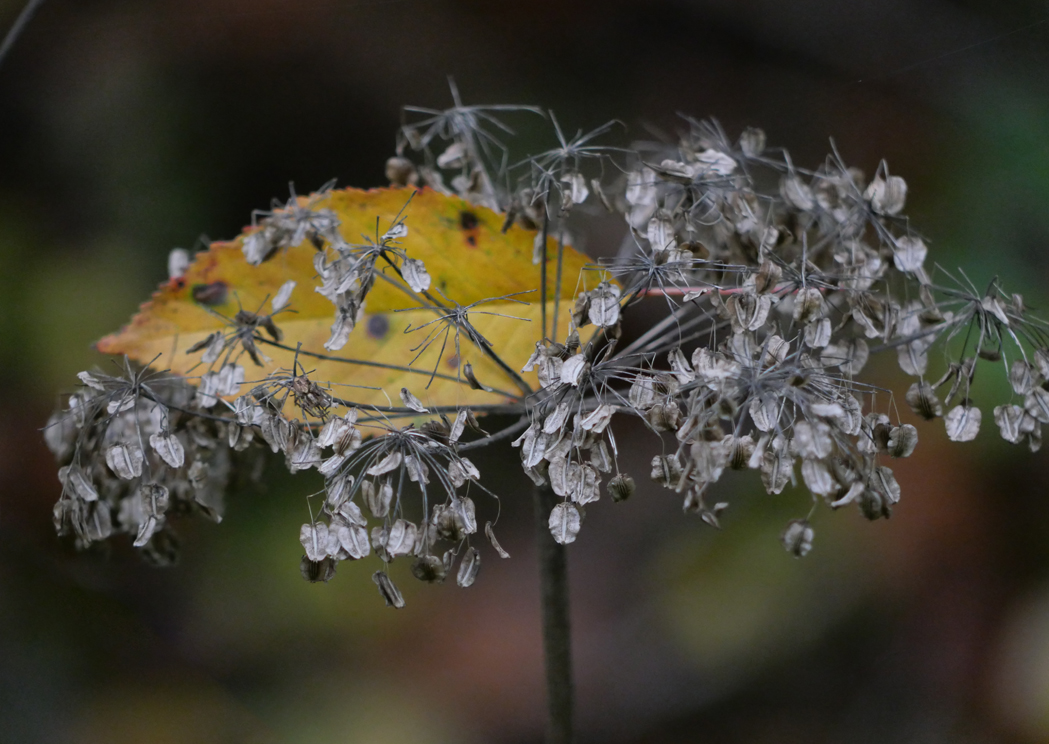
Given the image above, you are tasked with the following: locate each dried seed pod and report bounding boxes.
[561,172,589,208]
[324,300,360,351]
[400,388,427,412]
[300,522,330,562]
[385,156,417,186]
[754,259,782,294]
[696,148,737,175]
[830,481,866,509]
[436,141,467,169]
[366,451,403,476]
[729,435,755,470]
[760,449,792,495]
[762,335,790,366]
[44,411,77,462]
[647,215,677,252]
[362,479,393,518]
[646,402,681,432]
[385,519,418,558]
[865,170,907,216]
[105,443,145,480]
[994,404,1026,444]
[58,464,98,502]
[548,502,582,545]
[454,497,478,535]
[463,362,485,391]
[1026,388,1049,424]
[372,571,405,608]
[945,403,982,442]
[590,440,613,473]
[905,381,942,420]
[401,258,431,293]
[456,547,480,588]
[543,402,572,435]
[739,127,766,157]
[331,521,370,560]
[793,420,833,459]
[560,354,589,386]
[793,287,824,324]
[781,176,815,211]
[607,473,635,502]
[432,502,467,541]
[726,292,772,333]
[588,282,621,328]
[1010,360,1035,395]
[411,555,447,583]
[485,521,510,558]
[749,396,779,432]
[822,338,869,375]
[801,459,836,496]
[300,556,337,583]
[804,318,832,348]
[781,520,814,557]
[650,454,683,488]
[448,456,480,487]
[887,424,918,458]
[580,405,615,434]
[404,454,429,484]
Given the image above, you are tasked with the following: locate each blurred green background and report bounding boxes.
[5,0,1049,741]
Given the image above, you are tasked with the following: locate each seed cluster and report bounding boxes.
[46,96,1049,605]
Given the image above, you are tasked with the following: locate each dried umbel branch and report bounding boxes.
[45,98,1049,609]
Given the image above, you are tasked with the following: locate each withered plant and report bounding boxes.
[45,89,1049,743]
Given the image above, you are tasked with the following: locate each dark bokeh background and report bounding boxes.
[4,1,1049,742]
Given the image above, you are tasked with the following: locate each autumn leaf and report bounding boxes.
[97,187,595,417]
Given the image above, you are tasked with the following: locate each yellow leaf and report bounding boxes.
[97,187,594,418]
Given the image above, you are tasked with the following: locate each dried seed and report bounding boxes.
[271,280,296,313]
[588,282,621,328]
[372,571,405,608]
[58,465,98,502]
[945,403,982,442]
[994,404,1026,444]
[905,381,942,420]
[411,555,447,583]
[400,388,427,412]
[607,473,635,502]
[548,502,582,545]
[402,258,431,293]
[781,520,814,557]
[300,522,330,562]
[887,424,918,458]
[105,443,145,480]
[560,354,589,386]
[485,521,510,558]
[362,479,393,518]
[456,547,480,588]
[367,450,403,476]
[300,556,337,583]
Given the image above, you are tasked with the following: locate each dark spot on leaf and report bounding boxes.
[172,277,186,290]
[367,314,390,339]
[466,235,476,247]
[192,281,228,306]
[460,211,478,230]
[446,354,459,369]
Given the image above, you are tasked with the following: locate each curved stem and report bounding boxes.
[533,483,574,744]
[0,0,46,70]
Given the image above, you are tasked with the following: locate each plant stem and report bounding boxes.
[533,483,574,744]
[0,0,46,70]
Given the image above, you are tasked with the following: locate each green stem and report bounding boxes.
[533,483,574,744]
